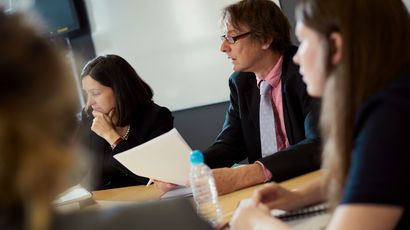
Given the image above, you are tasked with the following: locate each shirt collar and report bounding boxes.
[257,56,283,88]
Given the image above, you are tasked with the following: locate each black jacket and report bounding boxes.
[77,103,173,190]
[203,46,321,182]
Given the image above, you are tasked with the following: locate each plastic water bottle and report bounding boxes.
[189,150,222,226]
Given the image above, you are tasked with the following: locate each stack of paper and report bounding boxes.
[160,186,193,199]
[53,184,92,212]
[54,184,92,206]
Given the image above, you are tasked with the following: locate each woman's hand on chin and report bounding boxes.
[91,110,120,144]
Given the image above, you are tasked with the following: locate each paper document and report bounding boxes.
[160,186,192,199]
[54,184,92,206]
[114,128,192,185]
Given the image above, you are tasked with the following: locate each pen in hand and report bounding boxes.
[146,179,153,186]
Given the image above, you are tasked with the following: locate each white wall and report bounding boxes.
[404,0,410,11]
[84,0,280,110]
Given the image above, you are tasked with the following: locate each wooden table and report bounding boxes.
[92,170,322,222]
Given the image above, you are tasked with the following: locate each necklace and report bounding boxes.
[121,125,131,140]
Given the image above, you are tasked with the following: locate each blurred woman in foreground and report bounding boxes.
[0,10,77,230]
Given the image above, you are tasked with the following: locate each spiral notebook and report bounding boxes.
[239,199,330,230]
[272,203,329,221]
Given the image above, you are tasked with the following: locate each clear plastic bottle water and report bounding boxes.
[189,150,222,226]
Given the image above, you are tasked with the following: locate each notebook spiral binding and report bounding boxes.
[274,203,329,221]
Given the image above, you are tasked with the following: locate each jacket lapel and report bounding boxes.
[244,76,260,132]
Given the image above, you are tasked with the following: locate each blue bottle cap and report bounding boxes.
[190,150,204,164]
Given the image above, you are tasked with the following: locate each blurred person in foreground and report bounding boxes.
[0,8,78,230]
[0,10,211,230]
[230,0,410,229]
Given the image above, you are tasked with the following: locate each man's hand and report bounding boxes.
[212,163,266,195]
[153,179,178,192]
[154,163,267,196]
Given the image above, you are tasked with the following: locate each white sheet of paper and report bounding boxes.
[113,128,192,185]
[160,186,192,199]
[54,184,92,206]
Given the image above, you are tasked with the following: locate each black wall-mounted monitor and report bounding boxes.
[33,0,82,37]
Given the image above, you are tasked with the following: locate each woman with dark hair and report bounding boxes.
[78,54,173,190]
[229,0,410,229]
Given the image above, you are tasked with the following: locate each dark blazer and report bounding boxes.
[77,103,173,190]
[203,46,321,182]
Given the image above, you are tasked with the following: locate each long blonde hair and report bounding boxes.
[296,0,410,208]
[0,11,78,230]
